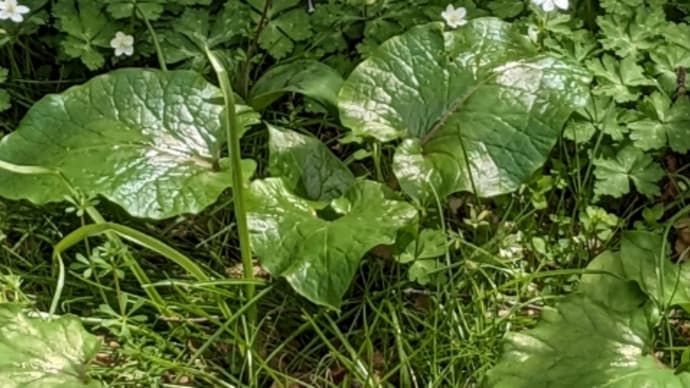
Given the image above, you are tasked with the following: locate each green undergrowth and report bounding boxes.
[2,0,690,387]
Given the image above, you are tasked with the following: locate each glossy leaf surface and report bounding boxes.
[487,251,690,387]
[0,305,101,387]
[250,60,343,111]
[268,125,354,201]
[0,69,258,219]
[338,19,590,200]
[247,178,417,308]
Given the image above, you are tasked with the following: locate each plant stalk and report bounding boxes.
[0,159,171,316]
[240,0,272,96]
[137,5,167,71]
[205,48,257,326]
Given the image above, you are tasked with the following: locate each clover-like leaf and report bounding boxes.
[268,125,354,202]
[338,19,590,201]
[408,259,446,286]
[593,145,664,198]
[250,60,344,112]
[486,251,690,387]
[247,178,417,308]
[249,0,313,60]
[0,304,101,387]
[564,96,627,143]
[396,228,447,264]
[650,44,690,95]
[586,55,654,103]
[486,0,524,19]
[600,0,642,15]
[597,10,664,59]
[628,93,690,153]
[0,69,259,219]
[103,0,211,20]
[161,3,250,66]
[53,0,120,70]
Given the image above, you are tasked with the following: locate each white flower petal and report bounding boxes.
[554,0,568,9]
[527,25,539,42]
[441,4,467,29]
[123,46,134,56]
[542,0,555,11]
[16,4,29,14]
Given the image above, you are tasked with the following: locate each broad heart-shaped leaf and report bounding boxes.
[0,304,101,387]
[246,178,417,308]
[268,125,354,201]
[0,69,259,219]
[620,231,690,307]
[249,60,344,112]
[338,19,590,201]
[486,251,690,387]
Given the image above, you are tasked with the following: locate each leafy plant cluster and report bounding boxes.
[550,0,689,202]
[2,0,690,386]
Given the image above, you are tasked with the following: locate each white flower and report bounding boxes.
[532,0,568,12]
[0,0,30,23]
[441,4,467,29]
[527,25,539,42]
[498,245,524,260]
[110,31,134,57]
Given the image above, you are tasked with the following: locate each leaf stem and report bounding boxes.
[136,5,167,71]
[372,142,384,182]
[240,0,272,96]
[205,48,257,326]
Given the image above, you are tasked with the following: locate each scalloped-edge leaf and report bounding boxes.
[246,178,417,308]
[0,304,101,387]
[0,69,259,219]
[338,18,591,201]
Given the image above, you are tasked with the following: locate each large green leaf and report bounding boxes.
[246,178,417,308]
[486,251,690,387]
[268,125,354,201]
[0,304,101,387]
[0,69,258,219]
[620,231,690,306]
[249,60,343,112]
[338,19,590,201]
